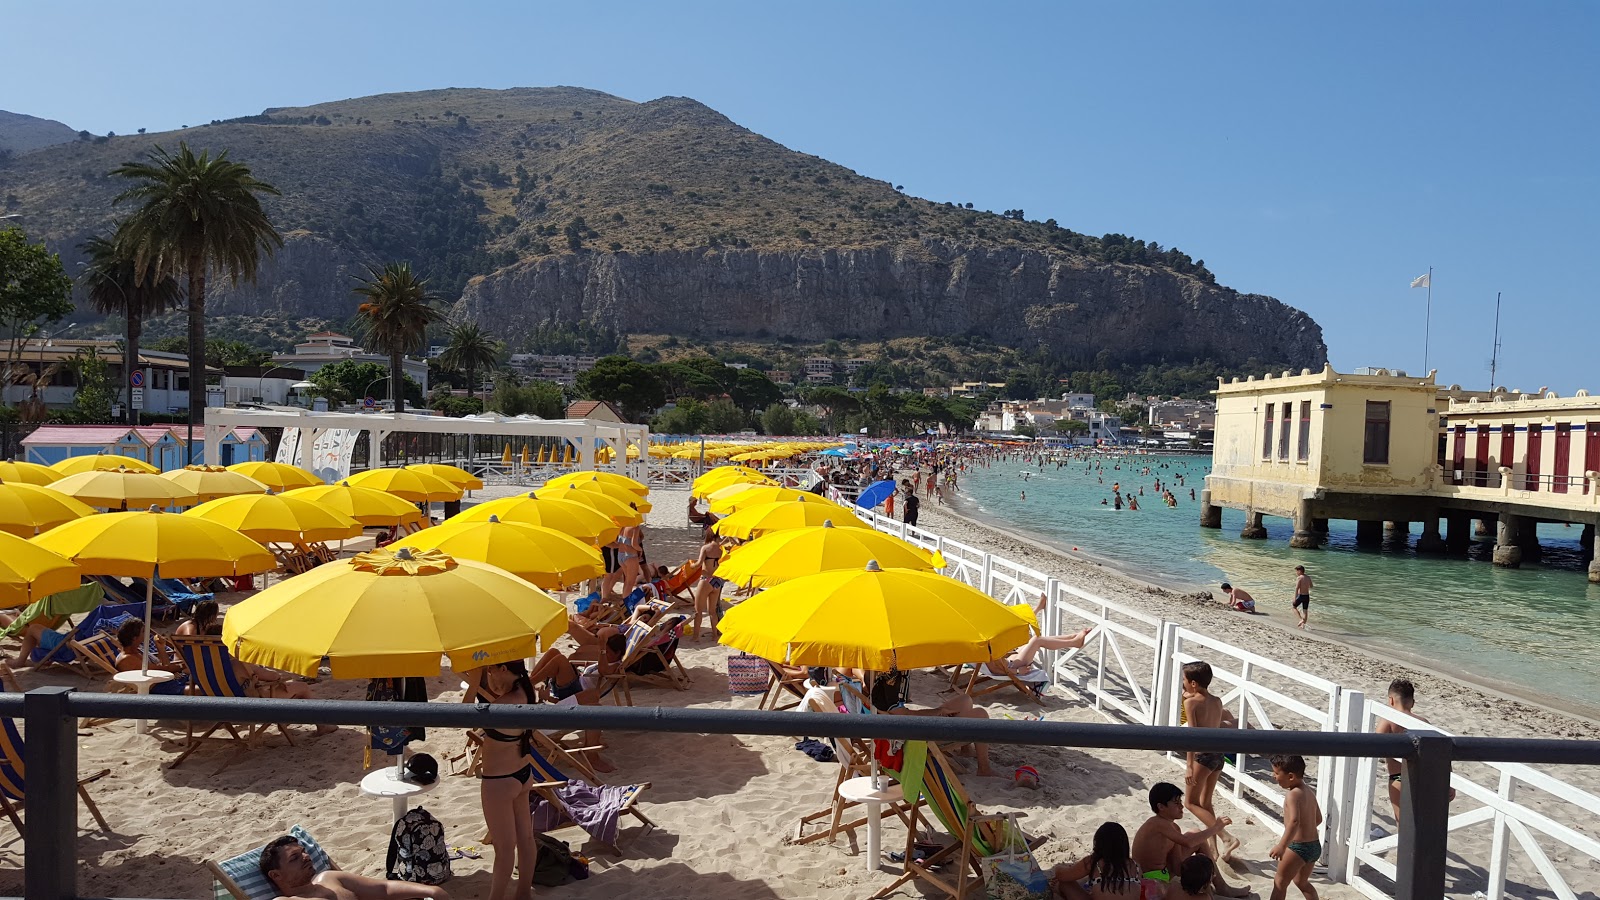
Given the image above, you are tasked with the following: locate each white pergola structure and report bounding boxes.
[201,408,650,479]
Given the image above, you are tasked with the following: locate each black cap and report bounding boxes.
[403,752,438,785]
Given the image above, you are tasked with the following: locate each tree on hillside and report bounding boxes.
[731,368,782,411]
[702,397,747,434]
[79,228,183,423]
[0,227,73,408]
[113,143,282,440]
[760,402,796,436]
[352,263,442,414]
[439,322,501,399]
[577,356,664,421]
[489,378,565,419]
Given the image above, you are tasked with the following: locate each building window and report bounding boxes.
[1262,405,1275,460]
[1278,402,1292,459]
[1363,401,1391,465]
[1297,400,1311,461]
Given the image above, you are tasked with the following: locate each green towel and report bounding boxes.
[0,582,102,640]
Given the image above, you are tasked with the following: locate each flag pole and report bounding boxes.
[1424,266,1433,374]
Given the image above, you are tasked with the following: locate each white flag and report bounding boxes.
[1411,273,1430,288]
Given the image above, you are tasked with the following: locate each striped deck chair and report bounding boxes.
[656,559,702,606]
[525,743,654,855]
[793,685,913,846]
[206,825,338,900]
[600,615,683,705]
[168,635,295,770]
[870,742,1039,900]
[0,680,111,838]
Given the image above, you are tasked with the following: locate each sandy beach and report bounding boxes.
[1,483,1592,899]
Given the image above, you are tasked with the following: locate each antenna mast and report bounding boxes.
[1488,291,1502,392]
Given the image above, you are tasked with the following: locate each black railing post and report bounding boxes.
[1396,730,1453,900]
[23,686,77,900]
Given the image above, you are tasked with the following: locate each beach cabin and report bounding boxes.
[22,425,145,467]
[215,426,270,465]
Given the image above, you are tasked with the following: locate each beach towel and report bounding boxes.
[795,738,836,763]
[530,779,633,847]
[0,583,102,641]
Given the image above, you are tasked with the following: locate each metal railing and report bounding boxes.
[10,687,1599,900]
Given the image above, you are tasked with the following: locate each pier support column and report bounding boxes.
[1198,490,1222,529]
[1416,515,1446,554]
[1289,499,1319,549]
[1355,520,1383,546]
[1444,513,1472,553]
[1586,524,1599,584]
[1312,518,1330,533]
[1518,521,1543,563]
[1240,509,1268,540]
[1474,517,1494,538]
[1385,520,1411,545]
[1493,514,1524,568]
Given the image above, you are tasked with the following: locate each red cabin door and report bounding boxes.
[1553,423,1571,493]
[1525,426,1543,491]
[1451,425,1466,485]
[1499,428,1515,488]
[1475,428,1491,486]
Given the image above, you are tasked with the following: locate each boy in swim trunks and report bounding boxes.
[1372,678,1455,828]
[1292,566,1312,629]
[1268,755,1321,900]
[1131,783,1249,899]
[1182,662,1241,863]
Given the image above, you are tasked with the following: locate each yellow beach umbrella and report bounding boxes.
[521,445,531,467]
[537,446,550,465]
[718,562,1032,670]
[283,482,425,527]
[0,532,82,607]
[501,444,512,465]
[716,522,945,589]
[0,483,96,537]
[227,461,323,492]
[51,454,160,476]
[34,507,276,673]
[691,468,773,498]
[536,478,653,513]
[532,484,645,525]
[51,469,199,509]
[544,470,649,496]
[0,459,63,486]
[448,494,620,545]
[713,499,874,541]
[184,493,364,545]
[221,547,568,678]
[400,517,604,590]
[347,467,463,503]
[406,463,485,492]
[562,445,573,465]
[161,465,270,503]
[708,485,824,515]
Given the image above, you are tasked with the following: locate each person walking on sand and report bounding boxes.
[1268,755,1323,900]
[1292,565,1313,629]
[1181,662,1242,864]
[1372,679,1454,831]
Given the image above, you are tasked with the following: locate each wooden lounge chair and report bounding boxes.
[168,635,295,770]
[600,614,689,704]
[946,659,1047,705]
[525,743,654,856]
[871,742,1043,900]
[654,560,702,606]
[206,825,338,900]
[792,685,913,846]
[0,678,112,839]
[759,659,814,711]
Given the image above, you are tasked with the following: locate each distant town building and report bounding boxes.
[2,339,217,417]
[565,399,627,423]
[803,356,835,384]
[273,332,429,395]
[508,353,598,388]
[768,369,793,385]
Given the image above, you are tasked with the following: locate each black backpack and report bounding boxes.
[386,806,452,884]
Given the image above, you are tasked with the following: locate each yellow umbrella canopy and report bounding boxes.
[50,469,199,509]
[50,454,161,476]
[160,465,270,503]
[713,499,874,540]
[691,468,774,498]
[709,485,832,515]
[184,493,364,545]
[0,532,82,607]
[544,470,649,496]
[32,507,276,579]
[0,459,63,486]
[221,547,568,678]
[347,467,464,503]
[716,522,945,589]
[399,517,605,590]
[536,477,652,512]
[447,494,620,545]
[406,463,485,492]
[718,562,1033,670]
[0,483,97,537]
[282,483,425,527]
[226,461,324,491]
[532,484,645,525]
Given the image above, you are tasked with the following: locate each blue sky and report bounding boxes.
[5,1,1596,391]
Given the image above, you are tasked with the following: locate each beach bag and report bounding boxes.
[532,834,590,886]
[385,806,452,884]
[726,652,769,694]
[981,814,1048,900]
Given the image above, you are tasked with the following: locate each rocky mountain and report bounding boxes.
[0,110,78,156]
[0,87,1326,371]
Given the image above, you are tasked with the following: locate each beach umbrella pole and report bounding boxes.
[141,565,156,676]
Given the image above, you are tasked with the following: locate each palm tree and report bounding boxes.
[439,322,502,399]
[351,263,442,414]
[79,228,183,424]
[112,143,282,442]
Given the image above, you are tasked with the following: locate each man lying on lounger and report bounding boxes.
[261,835,452,900]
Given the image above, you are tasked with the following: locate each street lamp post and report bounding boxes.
[362,375,392,407]
[30,321,78,410]
[254,364,293,404]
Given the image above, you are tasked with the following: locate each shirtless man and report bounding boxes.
[1372,678,1455,828]
[1291,566,1313,629]
[1132,783,1250,898]
[261,834,451,899]
[1219,583,1255,613]
[1182,662,1241,863]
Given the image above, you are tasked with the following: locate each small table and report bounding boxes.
[360,760,438,823]
[112,670,176,735]
[837,775,905,872]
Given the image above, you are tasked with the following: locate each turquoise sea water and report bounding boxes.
[956,455,1600,711]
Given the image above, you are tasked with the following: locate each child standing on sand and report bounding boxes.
[1181,662,1241,864]
[1292,565,1313,629]
[1268,755,1322,900]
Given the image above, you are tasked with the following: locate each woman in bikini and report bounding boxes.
[691,527,725,640]
[604,510,643,599]
[476,660,539,900]
[173,599,221,637]
[1052,821,1142,900]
